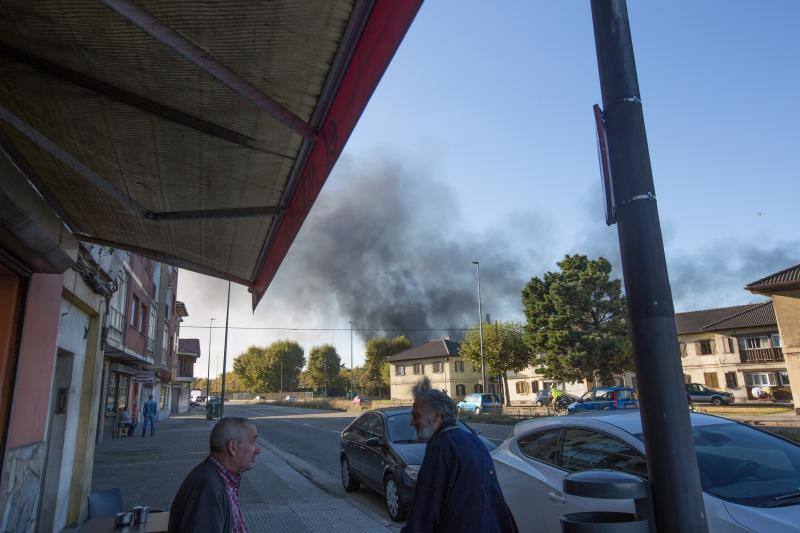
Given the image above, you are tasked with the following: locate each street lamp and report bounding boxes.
[205,317,215,399]
[349,320,354,397]
[472,261,487,393]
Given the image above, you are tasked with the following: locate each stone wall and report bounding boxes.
[0,441,46,533]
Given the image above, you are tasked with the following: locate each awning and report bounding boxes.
[0,0,421,308]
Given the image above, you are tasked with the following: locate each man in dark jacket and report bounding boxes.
[169,417,261,532]
[402,377,515,533]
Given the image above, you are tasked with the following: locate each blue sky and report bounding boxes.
[179,2,800,374]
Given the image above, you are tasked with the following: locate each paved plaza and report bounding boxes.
[89,411,395,532]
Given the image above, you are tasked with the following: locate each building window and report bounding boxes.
[413,363,424,375]
[749,372,776,387]
[684,374,692,384]
[395,365,406,376]
[433,362,444,373]
[455,361,464,373]
[474,384,483,393]
[679,342,687,357]
[724,372,738,389]
[515,381,530,394]
[163,325,169,351]
[130,295,139,327]
[109,274,127,333]
[697,340,715,355]
[780,371,790,386]
[531,380,539,393]
[704,372,719,388]
[159,386,168,410]
[139,303,146,332]
[105,373,118,415]
[772,333,782,348]
[741,336,769,349]
[147,306,157,351]
[472,364,478,373]
[456,384,465,396]
[722,337,736,353]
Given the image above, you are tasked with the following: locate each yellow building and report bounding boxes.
[387,339,485,402]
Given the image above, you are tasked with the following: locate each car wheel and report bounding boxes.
[474,406,482,415]
[384,475,407,522]
[535,401,543,407]
[711,397,723,406]
[341,457,360,492]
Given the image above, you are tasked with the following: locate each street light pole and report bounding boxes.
[219,281,231,418]
[205,317,215,399]
[590,1,707,531]
[472,261,486,393]
[349,321,354,397]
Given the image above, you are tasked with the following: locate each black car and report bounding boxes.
[339,407,493,521]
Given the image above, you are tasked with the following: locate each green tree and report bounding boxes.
[459,321,531,405]
[522,255,632,385]
[307,344,341,392]
[364,336,412,388]
[232,341,305,392]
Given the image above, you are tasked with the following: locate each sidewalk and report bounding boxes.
[89,411,394,532]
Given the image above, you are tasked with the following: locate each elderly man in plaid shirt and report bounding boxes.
[170,417,261,532]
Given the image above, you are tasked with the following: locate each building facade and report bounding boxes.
[387,339,490,402]
[505,367,637,405]
[174,336,200,414]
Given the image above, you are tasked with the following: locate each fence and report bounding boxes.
[229,392,314,401]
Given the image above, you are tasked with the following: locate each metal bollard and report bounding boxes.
[560,470,653,532]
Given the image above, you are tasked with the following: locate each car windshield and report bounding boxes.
[636,423,800,507]
[386,412,473,443]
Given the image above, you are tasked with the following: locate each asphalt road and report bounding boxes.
[224,403,514,524]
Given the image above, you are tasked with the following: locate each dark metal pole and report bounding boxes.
[590,2,707,531]
[472,261,487,392]
[219,282,231,418]
[205,317,214,399]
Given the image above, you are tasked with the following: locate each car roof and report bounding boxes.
[372,407,411,416]
[512,409,736,437]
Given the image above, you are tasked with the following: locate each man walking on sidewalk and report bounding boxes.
[402,377,515,533]
[141,394,158,437]
[169,417,261,533]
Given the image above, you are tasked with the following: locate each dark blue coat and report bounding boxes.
[402,424,515,533]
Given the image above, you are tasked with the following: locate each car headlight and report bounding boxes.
[404,465,420,483]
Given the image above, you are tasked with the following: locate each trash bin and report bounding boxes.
[206,398,220,420]
[560,470,652,533]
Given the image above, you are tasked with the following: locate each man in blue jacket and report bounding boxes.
[402,377,515,533]
[142,394,158,436]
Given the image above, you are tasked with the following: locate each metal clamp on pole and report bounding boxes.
[560,470,653,532]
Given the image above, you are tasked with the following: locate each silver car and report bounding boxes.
[492,410,800,532]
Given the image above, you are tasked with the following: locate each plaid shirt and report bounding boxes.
[208,455,248,533]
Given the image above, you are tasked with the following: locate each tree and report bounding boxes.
[307,344,342,393]
[522,255,633,385]
[232,340,305,392]
[459,321,531,405]
[364,336,412,388]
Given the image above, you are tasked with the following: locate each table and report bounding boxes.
[80,511,169,532]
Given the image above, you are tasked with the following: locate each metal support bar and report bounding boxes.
[0,43,292,160]
[101,0,318,141]
[146,205,283,221]
[590,1,708,531]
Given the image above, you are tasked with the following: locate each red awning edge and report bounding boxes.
[251,0,423,308]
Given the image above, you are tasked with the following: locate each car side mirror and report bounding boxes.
[365,436,385,447]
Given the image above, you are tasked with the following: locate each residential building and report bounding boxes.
[745,263,800,410]
[505,367,636,405]
[387,339,491,402]
[98,252,182,441]
[174,336,200,414]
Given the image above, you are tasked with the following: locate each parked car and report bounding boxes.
[457,393,504,415]
[194,396,207,404]
[686,383,734,406]
[340,407,493,521]
[283,395,297,402]
[535,390,551,406]
[492,410,800,532]
[351,395,372,408]
[567,387,638,414]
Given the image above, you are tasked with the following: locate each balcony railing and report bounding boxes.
[740,347,784,363]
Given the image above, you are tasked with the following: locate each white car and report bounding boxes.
[492,410,800,532]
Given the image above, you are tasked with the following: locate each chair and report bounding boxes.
[88,488,123,519]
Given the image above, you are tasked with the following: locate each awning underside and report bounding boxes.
[0,0,355,283]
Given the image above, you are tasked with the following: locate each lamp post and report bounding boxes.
[219,281,231,418]
[472,261,487,392]
[349,321,354,397]
[205,317,215,399]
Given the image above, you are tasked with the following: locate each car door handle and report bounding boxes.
[548,491,566,504]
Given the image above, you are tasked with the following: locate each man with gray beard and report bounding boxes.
[402,377,515,533]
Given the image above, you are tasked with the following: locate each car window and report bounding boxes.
[616,389,633,400]
[364,414,384,437]
[494,394,502,403]
[481,394,493,403]
[517,429,561,466]
[387,412,475,442]
[561,429,647,477]
[581,391,595,401]
[594,390,613,401]
[351,414,371,431]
